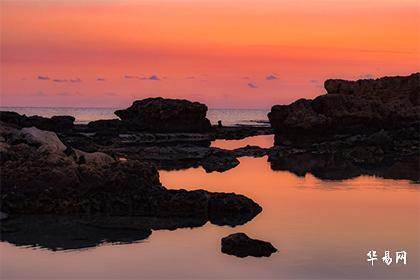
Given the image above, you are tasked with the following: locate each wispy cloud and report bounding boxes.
[69,78,82,83]
[53,79,68,83]
[38,76,50,80]
[309,79,319,84]
[247,83,258,89]
[186,76,195,79]
[97,78,106,81]
[266,74,278,80]
[148,75,159,80]
[125,75,160,80]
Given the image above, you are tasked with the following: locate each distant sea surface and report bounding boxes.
[0,107,270,126]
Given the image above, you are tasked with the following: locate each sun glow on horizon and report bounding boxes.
[1,0,419,108]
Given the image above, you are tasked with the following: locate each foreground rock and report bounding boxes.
[0,123,261,226]
[0,111,75,133]
[268,73,420,182]
[115,98,212,132]
[221,233,277,258]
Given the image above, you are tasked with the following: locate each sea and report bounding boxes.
[0,107,419,280]
[0,107,270,126]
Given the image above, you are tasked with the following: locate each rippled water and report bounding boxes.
[0,107,269,126]
[0,114,419,280]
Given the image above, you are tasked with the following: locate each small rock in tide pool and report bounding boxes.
[221,233,277,258]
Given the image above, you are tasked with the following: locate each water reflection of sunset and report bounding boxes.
[159,156,419,278]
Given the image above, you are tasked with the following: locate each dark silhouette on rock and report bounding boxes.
[221,233,277,258]
[115,97,212,132]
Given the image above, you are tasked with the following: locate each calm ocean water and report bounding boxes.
[0,107,270,126]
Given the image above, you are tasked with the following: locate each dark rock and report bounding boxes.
[215,125,273,140]
[0,124,261,225]
[267,73,420,182]
[268,73,420,145]
[233,145,269,158]
[115,98,212,132]
[87,119,125,132]
[221,233,277,258]
[0,111,75,133]
[201,149,240,173]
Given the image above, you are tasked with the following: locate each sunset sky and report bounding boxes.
[1,0,419,108]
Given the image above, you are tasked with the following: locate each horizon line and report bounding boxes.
[0,105,271,111]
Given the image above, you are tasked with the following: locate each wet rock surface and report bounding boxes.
[221,233,277,258]
[0,123,262,225]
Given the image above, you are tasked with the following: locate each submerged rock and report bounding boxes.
[221,233,277,258]
[115,98,212,132]
[0,124,261,226]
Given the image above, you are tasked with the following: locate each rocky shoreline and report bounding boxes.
[1,73,419,256]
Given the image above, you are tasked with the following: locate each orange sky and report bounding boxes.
[1,0,419,108]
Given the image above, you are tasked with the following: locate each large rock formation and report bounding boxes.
[0,123,261,225]
[268,73,420,145]
[0,111,75,133]
[267,73,420,182]
[114,98,212,132]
